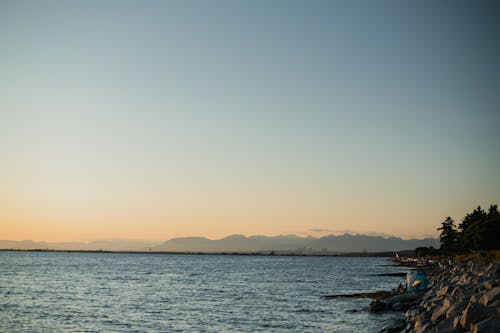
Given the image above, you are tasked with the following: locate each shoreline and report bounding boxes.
[0,248,415,257]
[381,256,500,332]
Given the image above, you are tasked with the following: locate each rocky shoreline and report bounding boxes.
[384,257,500,333]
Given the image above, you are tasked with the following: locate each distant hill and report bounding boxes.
[0,234,439,253]
[0,239,157,251]
[152,233,439,253]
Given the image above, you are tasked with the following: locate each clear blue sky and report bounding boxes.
[1,0,499,241]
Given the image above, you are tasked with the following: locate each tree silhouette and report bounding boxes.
[458,206,487,251]
[437,204,499,253]
[437,217,459,253]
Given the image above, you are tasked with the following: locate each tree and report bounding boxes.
[480,205,500,250]
[458,206,487,251]
[458,206,487,232]
[437,216,459,253]
[487,204,499,218]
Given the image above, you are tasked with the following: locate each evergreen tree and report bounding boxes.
[487,204,499,218]
[458,206,487,251]
[437,216,459,253]
[458,206,486,232]
[481,204,500,250]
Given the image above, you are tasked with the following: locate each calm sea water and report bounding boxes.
[0,251,407,332]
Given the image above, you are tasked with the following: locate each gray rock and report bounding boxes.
[445,299,468,319]
[439,285,452,296]
[369,299,387,312]
[488,300,500,315]
[450,285,462,297]
[413,312,430,328]
[433,315,456,332]
[442,297,453,308]
[472,317,500,333]
[460,301,496,331]
[453,315,463,331]
[479,286,500,306]
[431,304,448,322]
[458,273,473,286]
[380,318,407,332]
[391,301,405,311]
[427,295,444,305]
[470,292,484,303]
[413,323,430,333]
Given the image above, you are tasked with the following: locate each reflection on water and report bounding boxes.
[0,252,404,332]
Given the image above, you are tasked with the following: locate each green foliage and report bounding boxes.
[437,204,499,253]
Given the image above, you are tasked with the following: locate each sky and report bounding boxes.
[1,0,499,242]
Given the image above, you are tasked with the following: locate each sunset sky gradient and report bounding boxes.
[1,0,499,242]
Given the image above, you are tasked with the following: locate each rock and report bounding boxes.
[472,317,500,333]
[413,312,430,328]
[470,292,484,303]
[431,304,448,322]
[488,300,500,315]
[445,299,468,319]
[481,280,498,290]
[428,295,444,304]
[460,301,496,331]
[413,322,430,333]
[433,316,456,332]
[391,301,405,311]
[397,258,500,333]
[453,315,463,331]
[380,318,406,332]
[458,273,473,286]
[450,285,462,297]
[438,285,452,296]
[369,299,387,312]
[479,286,500,306]
[451,287,472,301]
[442,297,453,308]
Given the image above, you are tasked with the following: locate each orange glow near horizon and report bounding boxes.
[1,164,497,243]
[1,186,447,243]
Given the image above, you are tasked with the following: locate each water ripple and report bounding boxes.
[0,252,405,332]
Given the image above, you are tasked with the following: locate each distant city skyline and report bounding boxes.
[1,0,499,242]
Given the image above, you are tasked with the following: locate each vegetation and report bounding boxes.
[414,246,438,257]
[453,250,500,264]
[437,204,500,253]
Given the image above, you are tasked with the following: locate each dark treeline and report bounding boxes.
[436,204,500,254]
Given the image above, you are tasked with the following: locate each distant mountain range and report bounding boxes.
[152,234,439,253]
[0,234,439,253]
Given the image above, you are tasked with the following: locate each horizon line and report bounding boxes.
[0,232,438,245]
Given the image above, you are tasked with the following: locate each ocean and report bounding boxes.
[0,251,407,332]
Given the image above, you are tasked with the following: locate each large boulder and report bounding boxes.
[438,285,452,296]
[488,300,500,315]
[471,317,500,333]
[431,304,449,323]
[433,315,458,332]
[445,299,468,319]
[453,315,463,331]
[413,311,430,328]
[479,286,500,306]
[458,273,473,286]
[479,280,498,291]
[413,323,430,333]
[368,299,386,312]
[459,302,496,331]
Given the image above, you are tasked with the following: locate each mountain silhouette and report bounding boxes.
[152,233,438,253]
[0,234,438,253]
